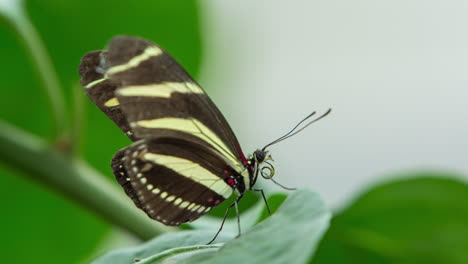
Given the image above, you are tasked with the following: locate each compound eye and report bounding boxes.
[254,150,266,163]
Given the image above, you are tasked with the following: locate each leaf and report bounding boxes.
[311,173,468,264]
[186,192,287,237]
[91,231,230,264]
[185,196,264,238]
[92,189,330,264]
[257,192,288,222]
[185,189,330,264]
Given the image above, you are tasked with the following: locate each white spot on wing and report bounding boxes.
[192,205,201,212]
[197,206,206,213]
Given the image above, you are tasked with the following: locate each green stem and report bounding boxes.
[1,1,68,139]
[0,120,172,240]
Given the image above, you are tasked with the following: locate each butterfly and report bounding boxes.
[79,36,330,237]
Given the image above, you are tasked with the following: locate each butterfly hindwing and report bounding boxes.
[121,138,235,225]
[111,146,144,210]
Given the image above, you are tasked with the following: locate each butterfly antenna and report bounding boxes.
[262,111,316,151]
[258,160,297,191]
[270,178,297,191]
[262,108,332,151]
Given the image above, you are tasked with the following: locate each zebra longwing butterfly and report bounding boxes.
[79,36,329,229]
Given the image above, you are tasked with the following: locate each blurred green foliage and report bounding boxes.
[0,1,201,263]
[313,174,468,264]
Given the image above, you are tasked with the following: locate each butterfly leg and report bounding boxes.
[234,197,241,238]
[207,194,244,244]
[251,188,271,216]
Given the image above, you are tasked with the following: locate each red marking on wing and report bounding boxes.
[227,178,236,187]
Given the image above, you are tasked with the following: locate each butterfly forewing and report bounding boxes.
[120,138,234,225]
[79,51,137,141]
[104,36,246,166]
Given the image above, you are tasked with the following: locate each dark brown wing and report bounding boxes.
[78,36,247,165]
[112,137,237,225]
[79,51,137,141]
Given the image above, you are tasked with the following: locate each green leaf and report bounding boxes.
[185,195,265,238]
[91,231,230,264]
[312,173,468,264]
[257,192,288,222]
[189,189,330,264]
[186,192,287,237]
[92,189,330,264]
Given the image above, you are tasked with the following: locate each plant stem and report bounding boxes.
[1,1,68,139]
[0,120,172,240]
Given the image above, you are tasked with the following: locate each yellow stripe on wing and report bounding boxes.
[85,77,107,89]
[116,82,204,98]
[107,46,163,75]
[143,153,233,199]
[131,117,242,171]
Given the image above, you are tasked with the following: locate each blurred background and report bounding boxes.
[198,1,468,207]
[0,0,467,263]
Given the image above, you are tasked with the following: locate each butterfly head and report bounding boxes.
[247,149,276,188]
[253,149,268,164]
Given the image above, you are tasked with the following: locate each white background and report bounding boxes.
[197,0,468,207]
